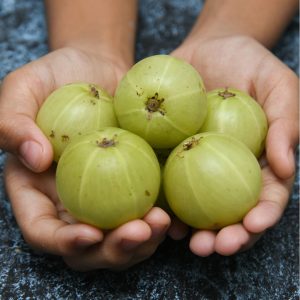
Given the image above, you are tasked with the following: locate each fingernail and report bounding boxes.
[121,239,141,251]
[19,141,43,171]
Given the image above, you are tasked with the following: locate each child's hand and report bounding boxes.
[5,155,170,271]
[2,46,171,270]
[0,46,127,172]
[170,35,298,255]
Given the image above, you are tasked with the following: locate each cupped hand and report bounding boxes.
[2,47,171,270]
[0,46,127,172]
[5,155,170,270]
[169,35,299,256]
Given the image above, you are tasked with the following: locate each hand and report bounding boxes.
[2,47,170,270]
[5,155,170,271]
[170,35,298,256]
[0,46,127,172]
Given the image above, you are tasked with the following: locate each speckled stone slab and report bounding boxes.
[0,1,299,299]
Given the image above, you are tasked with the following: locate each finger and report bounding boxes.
[111,207,172,271]
[239,232,264,253]
[0,67,54,172]
[189,230,216,257]
[142,207,171,241]
[256,61,299,179]
[4,155,77,227]
[131,207,170,257]
[64,220,152,271]
[167,216,190,240]
[5,156,103,255]
[266,118,298,179]
[64,207,170,271]
[243,165,293,233]
[214,224,254,256]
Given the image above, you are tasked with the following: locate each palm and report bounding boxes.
[171,36,298,255]
[0,46,127,171]
[23,47,125,107]
[4,47,172,270]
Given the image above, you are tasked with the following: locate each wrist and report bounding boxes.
[181,0,298,49]
[56,38,135,71]
[45,0,138,67]
[180,32,253,51]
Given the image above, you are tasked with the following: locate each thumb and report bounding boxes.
[255,61,299,180]
[266,118,298,179]
[0,115,53,172]
[0,71,53,172]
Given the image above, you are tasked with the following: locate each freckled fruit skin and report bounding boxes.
[163,132,262,229]
[199,88,268,157]
[114,55,207,149]
[36,82,118,161]
[56,127,160,229]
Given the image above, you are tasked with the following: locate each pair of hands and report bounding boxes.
[1,35,298,271]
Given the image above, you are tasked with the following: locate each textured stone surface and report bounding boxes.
[0,1,299,299]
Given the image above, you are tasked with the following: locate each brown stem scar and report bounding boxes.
[90,85,100,99]
[145,93,165,116]
[218,88,235,99]
[96,136,117,148]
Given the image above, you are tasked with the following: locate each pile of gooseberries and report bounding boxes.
[37,54,267,230]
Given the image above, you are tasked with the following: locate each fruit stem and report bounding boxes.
[97,137,116,148]
[90,85,100,99]
[182,137,201,151]
[146,93,165,114]
[218,88,235,99]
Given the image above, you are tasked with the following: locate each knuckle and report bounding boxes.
[280,68,299,90]
[99,244,133,267]
[105,251,131,267]
[0,118,7,136]
[135,242,160,260]
[1,68,26,92]
[0,117,13,138]
[21,220,57,255]
[0,116,26,154]
[21,230,44,253]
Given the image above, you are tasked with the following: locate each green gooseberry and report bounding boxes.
[56,127,161,229]
[114,55,207,149]
[199,88,268,157]
[36,82,118,161]
[163,132,262,230]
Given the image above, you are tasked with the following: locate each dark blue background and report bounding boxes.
[0,1,299,299]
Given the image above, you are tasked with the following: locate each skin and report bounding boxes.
[2,0,171,271]
[171,0,299,256]
[1,0,299,269]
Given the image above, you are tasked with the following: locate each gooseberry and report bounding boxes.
[56,127,160,229]
[114,55,207,149]
[163,132,262,229]
[36,82,118,161]
[199,88,268,157]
